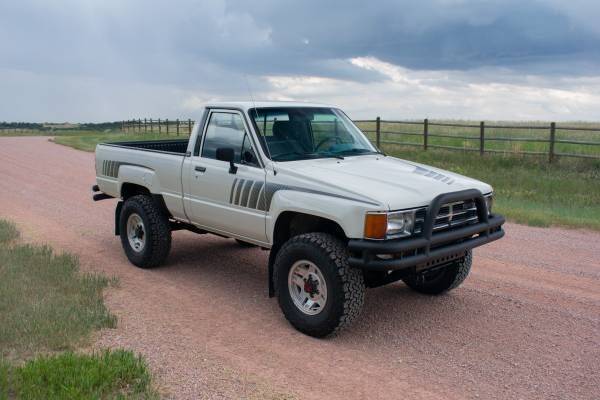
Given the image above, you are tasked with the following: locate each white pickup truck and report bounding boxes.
[93,101,504,337]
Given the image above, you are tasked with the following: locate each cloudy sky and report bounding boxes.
[1,0,599,122]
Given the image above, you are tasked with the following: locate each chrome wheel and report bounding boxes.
[126,213,146,253]
[288,260,328,315]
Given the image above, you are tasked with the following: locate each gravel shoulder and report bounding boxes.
[1,136,599,400]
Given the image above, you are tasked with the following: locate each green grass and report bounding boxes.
[0,220,157,399]
[0,239,116,358]
[54,132,179,152]
[0,220,19,244]
[356,120,600,158]
[0,128,115,137]
[7,350,156,400]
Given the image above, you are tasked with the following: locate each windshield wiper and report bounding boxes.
[271,151,304,161]
[271,151,344,161]
[313,152,344,160]
[336,148,386,156]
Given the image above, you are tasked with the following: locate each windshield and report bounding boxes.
[249,107,378,161]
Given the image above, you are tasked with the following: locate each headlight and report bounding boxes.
[387,210,416,238]
[484,194,494,215]
[364,210,417,240]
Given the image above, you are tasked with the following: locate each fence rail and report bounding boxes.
[121,118,600,163]
[361,118,600,163]
[121,118,194,136]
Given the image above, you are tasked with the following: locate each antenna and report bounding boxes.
[244,75,273,161]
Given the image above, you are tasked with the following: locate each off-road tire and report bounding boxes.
[403,250,472,295]
[273,233,365,337]
[119,195,171,268]
[235,239,257,248]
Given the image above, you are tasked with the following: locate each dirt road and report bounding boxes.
[1,136,599,399]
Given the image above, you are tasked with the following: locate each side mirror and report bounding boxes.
[216,147,237,174]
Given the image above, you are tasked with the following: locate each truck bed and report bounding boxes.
[104,138,189,154]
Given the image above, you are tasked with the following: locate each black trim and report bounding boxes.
[114,201,123,236]
[92,192,113,201]
[100,140,188,156]
[192,109,208,156]
[348,190,505,271]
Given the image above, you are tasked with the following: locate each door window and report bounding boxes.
[201,112,259,167]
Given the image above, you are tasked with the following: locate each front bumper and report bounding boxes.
[348,189,505,271]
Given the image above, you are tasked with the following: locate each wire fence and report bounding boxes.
[121,118,600,163]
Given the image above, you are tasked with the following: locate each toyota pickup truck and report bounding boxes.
[93,101,505,337]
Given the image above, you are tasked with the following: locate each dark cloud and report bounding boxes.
[0,0,599,121]
[3,0,599,83]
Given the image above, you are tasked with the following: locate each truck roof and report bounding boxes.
[204,100,336,111]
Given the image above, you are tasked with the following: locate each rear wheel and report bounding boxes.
[403,250,472,295]
[119,195,171,268]
[274,233,365,337]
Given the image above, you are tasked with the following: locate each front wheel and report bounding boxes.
[119,195,171,268]
[403,250,472,295]
[273,233,365,337]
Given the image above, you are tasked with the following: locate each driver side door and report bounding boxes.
[186,110,267,243]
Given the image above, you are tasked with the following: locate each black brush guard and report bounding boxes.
[348,189,505,271]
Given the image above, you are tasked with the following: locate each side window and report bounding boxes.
[201,112,259,167]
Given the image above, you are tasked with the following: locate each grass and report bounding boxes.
[356,120,600,158]
[0,128,114,137]
[0,227,116,358]
[0,220,157,399]
[54,132,179,152]
[8,350,156,400]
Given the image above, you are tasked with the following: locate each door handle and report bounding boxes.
[194,165,206,172]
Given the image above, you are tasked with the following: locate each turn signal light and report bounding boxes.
[364,213,387,240]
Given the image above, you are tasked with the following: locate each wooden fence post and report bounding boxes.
[158,118,161,134]
[176,119,180,136]
[138,118,141,133]
[121,120,124,131]
[375,117,381,148]
[166,118,169,135]
[424,118,429,150]
[549,122,556,163]
[188,119,192,134]
[144,118,147,132]
[479,121,485,155]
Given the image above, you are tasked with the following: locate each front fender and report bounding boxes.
[267,190,377,242]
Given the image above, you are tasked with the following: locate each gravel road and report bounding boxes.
[1,136,599,399]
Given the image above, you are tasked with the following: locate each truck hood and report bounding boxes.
[273,155,492,210]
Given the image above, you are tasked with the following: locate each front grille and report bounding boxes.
[411,199,479,236]
[414,208,426,234]
[434,199,478,232]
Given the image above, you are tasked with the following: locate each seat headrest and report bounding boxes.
[272,120,307,140]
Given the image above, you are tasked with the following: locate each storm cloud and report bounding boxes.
[1,0,599,121]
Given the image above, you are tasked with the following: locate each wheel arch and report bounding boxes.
[268,210,348,297]
[115,183,171,235]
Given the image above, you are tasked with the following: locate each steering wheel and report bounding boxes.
[315,136,343,151]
